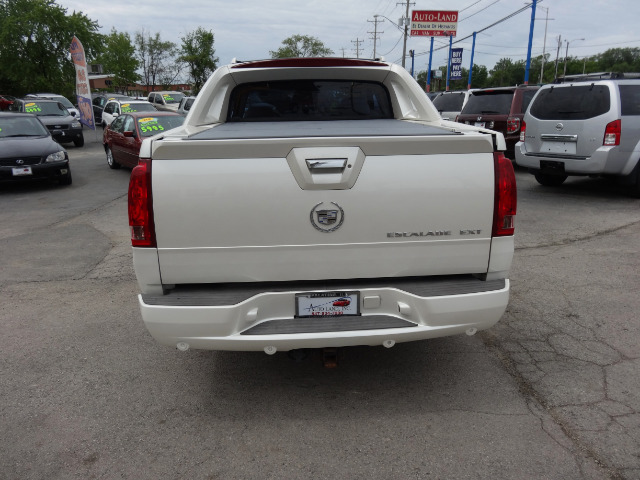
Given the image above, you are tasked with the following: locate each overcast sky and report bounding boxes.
[58,0,640,75]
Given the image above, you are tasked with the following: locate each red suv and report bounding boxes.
[456,85,540,159]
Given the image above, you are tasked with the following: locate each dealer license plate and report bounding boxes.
[12,166,32,176]
[295,291,360,317]
[474,122,486,128]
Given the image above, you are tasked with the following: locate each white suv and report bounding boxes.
[101,99,157,126]
[147,91,185,112]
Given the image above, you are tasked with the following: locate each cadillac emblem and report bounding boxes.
[310,202,344,233]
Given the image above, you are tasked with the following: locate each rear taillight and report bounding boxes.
[128,158,156,247]
[519,120,526,142]
[507,116,520,134]
[492,152,517,237]
[603,119,621,146]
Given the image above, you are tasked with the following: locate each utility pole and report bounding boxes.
[368,15,384,59]
[536,6,554,83]
[554,35,562,80]
[351,38,364,59]
[398,0,415,68]
[340,47,347,58]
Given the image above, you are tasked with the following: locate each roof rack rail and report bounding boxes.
[553,72,640,83]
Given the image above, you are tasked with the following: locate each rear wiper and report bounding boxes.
[480,110,500,114]
[557,110,584,114]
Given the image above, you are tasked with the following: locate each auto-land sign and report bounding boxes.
[410,10,458,37]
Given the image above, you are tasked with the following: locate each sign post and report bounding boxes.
[69,36,95,130]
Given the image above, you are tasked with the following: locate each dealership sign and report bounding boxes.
[410,10,458,37]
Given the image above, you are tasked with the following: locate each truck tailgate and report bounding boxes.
[150,120,496,284]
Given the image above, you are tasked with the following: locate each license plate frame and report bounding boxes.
[12,166,33,176]
[474,121,486,128]
[295,291,360,318]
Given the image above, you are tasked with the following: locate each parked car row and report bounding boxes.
[429,76,640,196]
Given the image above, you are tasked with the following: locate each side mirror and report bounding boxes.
[123,130,135,138]
[113,113,119,118]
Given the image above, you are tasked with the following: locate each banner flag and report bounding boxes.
[69,36,95,130]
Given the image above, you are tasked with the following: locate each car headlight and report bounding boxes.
[71,121,81,128]
[46,150,67,163]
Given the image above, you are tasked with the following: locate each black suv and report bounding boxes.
[10,99,84,147]
[456,85,540,159]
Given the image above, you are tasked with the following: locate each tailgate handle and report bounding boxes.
[306,158,347,172]
[541,134,578,142]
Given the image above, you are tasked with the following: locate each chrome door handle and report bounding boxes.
[306,158,347,171]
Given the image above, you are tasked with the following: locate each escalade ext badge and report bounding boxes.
[310,202,344,233]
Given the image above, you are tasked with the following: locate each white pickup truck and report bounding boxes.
[128,58,517,355]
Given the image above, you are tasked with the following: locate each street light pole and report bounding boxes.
[563,38,585,78]
[537,6,553,83]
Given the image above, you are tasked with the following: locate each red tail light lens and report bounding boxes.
[507,116,520,134]
[128,158,156,247]
[519,120,527,142]
[492,152,517,237]
[603,119,621,146]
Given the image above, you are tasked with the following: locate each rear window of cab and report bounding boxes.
[227,80,393,122]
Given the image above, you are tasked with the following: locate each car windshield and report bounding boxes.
[25,101,69,116]
[227,80,393,122]
[161,93,185,104]
[0,116,49,138]
[137,116,185,137]
[461,91,514,115]
[121,103,156,113]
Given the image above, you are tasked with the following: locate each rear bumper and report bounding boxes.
[515,142,619,174]
[138,275,510,351]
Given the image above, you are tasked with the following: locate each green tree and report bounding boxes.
[135,29,181,88]
[270,34,333,58]
[96,28,139,93]
[489,58,526,86]
[179,27,218,95]
[0,0,103,96]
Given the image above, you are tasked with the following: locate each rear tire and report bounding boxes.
[105,146,121,169]
[621,160,640,198]
[73,135,84,147]
[534,173,567,187]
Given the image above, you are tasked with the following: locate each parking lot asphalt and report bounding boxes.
[0,133,638,479]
